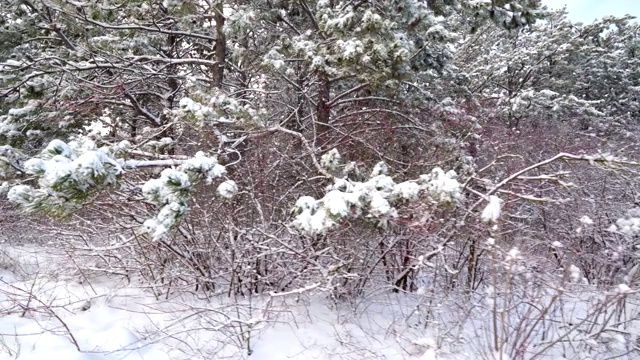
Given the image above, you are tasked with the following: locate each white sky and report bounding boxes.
[541,0,640,23]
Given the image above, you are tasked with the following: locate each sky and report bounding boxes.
[541,0,640,23]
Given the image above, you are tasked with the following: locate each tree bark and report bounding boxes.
[213,4,226,88]
[316,76,331,150]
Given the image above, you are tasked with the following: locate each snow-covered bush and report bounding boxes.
[8,140,231,238]
[7,139,122,216]
[292,154,462,236]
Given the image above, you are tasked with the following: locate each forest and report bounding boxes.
[1,0,640,359]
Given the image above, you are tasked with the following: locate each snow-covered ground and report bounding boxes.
[0,244,639,360]
[0,245,448,360]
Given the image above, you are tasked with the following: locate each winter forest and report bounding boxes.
[1,0,640,359]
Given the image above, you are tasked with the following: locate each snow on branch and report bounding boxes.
[465,152,640,228]
[481,195,502,223]
[7,140,233,239]
[8,139,123,216]
[609,208,640,237]
[172,88,264,126]
[291,151,462,237]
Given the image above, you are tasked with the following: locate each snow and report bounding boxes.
[613,208,640,236]
[569,264,582,282]
[162,0,181,10]
[159,169,191,190]
[23,158,48,175]
[618,284,632,293]
[370,161,388,177]
[85,114,113,138]
[44,139,74,159]
[579,215,594,225]
[7,104,37,117]
[0,242,638,360]
[13,139,124,204]
[140,169,195,239]
[3,59,23,67]
[324,9,355,31]
[294,196,317,211]
[76,151,107,178]
[42,160,74,186]
[505,247,521,262]
[142,169,190,204]
[262,50,286,70]
[0,245,447,360]
[178,97,212,120]
[392,181,421,201]
[292,206,336,237]
[371,174,396,193]
[176,92,247,125]
[292,162,462,236]
[143,153,226,202]
[157,202,187,225]
[421,168,461,203]
[336,39,364,59]
[323,190,349,216]
[481,195,502,223]
[6,185,34,206]
[216,180,238,198]
[0,247,159,360]
[320,148,341,170]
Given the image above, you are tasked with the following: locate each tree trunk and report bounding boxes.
[316,76,331,150]
[213,4,226,88]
